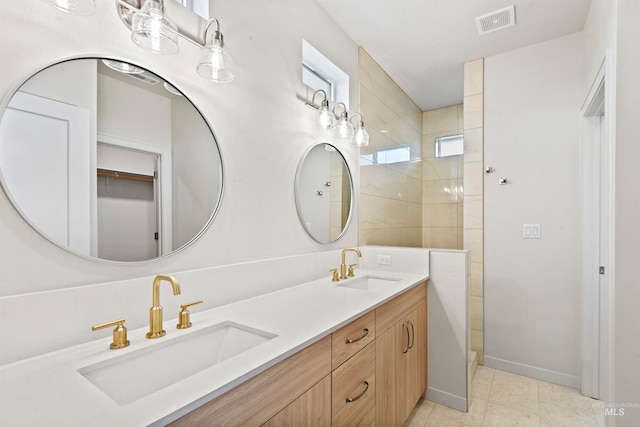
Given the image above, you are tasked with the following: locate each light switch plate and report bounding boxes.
[523,224,541,239]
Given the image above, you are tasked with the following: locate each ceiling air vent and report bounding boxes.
[475,5,516,36]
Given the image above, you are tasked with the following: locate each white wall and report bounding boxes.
[483,33,583,388]
[612,1,640,425]
[0,0,359,296]
[97,72,172,147]
[171,96,222,249]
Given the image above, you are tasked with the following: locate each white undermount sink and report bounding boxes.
[336,275,402,291]
[79,321,276,405]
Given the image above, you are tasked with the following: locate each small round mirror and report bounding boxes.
[295,143,353,243]
[0,58,223,262]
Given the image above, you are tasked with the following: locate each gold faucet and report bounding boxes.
[340,248,362,279]
[147,274,181,339]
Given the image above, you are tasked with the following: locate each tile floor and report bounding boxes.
[405,366,604,426]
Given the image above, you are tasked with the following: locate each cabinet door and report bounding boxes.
[263,375,331,427]
[376,320,406,427]
[404,303,428,415]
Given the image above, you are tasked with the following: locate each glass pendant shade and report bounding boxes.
[197,37,234,83]
[315,100,336,130]
[354,121,370,146]
[336,114,354,139]
[101,59,145,75]
[131,0,179,55]
[42,0,95,15]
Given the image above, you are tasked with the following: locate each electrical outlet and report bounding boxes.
[523,224,541,239]
[377,255,392,265]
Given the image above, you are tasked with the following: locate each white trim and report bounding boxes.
[97,133,173,255]
[601,48,616,411]
[579,50,616,405]
[425,387,467,412]
[580,57,605,399]
[484,356,581,390]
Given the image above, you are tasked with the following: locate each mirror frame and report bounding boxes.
[294,142,353,244]
[0,56,225,263]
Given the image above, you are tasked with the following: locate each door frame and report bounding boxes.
[580,51,616,402]
[97,133,172,256]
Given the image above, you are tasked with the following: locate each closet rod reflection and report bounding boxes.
[97,169,154,183]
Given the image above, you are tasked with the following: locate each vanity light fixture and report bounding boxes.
[304,91,368,146]
[196,19,234,83]
[115,0,234,83]
[350,113,370,147]
[131,0,179,54]
[334,102,354,140]
[306,90,336,130]
[42,0,96,15]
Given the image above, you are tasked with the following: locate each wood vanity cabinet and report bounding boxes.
[375,282,428,427]
[170,281,427,427]
[169,336,332,427]
[263,376,332,426]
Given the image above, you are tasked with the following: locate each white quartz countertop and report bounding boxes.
[0,269,428,426]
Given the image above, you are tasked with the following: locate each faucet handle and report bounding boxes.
[177,300,203,329]
[329,269,340,282]
[92,319,130,350]
[348,264,357,277]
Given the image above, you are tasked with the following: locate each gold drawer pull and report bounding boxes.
[346,381,369,403]
[345,328,369,344]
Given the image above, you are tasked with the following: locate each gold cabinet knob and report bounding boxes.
[92,319,130,350]
[177,300,203,329]
[329,268,340,282]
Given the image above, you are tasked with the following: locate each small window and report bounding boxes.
[302,63,334,100]
[178,0,208,19]
[435,134,464,158]
[360,146,411,165]
[378,146,410,164]
[302,40,349,107]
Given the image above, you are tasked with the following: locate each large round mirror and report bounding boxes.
[295,143,353,243]
[0,58,223,262]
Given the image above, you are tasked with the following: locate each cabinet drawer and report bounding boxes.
[332,310,376,368]
[170,336,331,426]
[376,281,427,333]
[332,342,376,427]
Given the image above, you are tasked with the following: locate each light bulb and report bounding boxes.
[131,0,179,54]
[354,122,370,146]
[336,115,354,139]
[315,101,336,130]
[197,24,234,83]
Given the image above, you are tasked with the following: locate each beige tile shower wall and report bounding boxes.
[358,48,423,247]
[422,105,464,249]
[463,59,484,364]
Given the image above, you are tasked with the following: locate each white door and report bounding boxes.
[0,91,90,254]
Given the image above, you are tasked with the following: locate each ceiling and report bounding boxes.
[314,0,592,111]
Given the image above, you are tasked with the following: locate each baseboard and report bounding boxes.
[425,387,467,412]
[484,355,581,390]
